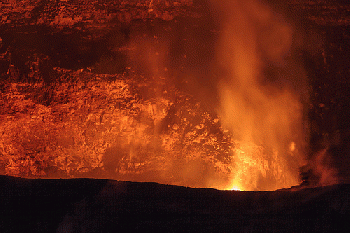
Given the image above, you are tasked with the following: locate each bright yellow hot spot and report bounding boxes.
[230,185,243,191]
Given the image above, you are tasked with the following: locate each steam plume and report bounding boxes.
[209,0,308,190]
[125,0,309,190]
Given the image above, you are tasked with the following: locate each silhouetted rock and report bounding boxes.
[0,175,349,232]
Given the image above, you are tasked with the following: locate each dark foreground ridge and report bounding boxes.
[0,175,349,232]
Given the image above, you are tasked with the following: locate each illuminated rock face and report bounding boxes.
[1,0,350,190]
[0,71,302,190]
[0,71,237,189]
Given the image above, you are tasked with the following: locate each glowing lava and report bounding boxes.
[231,186,242,191]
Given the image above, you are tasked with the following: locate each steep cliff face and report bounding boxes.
[0,0,193,24]
[0,0,350,188]
[0,0,194,73]
[0,1,234,190]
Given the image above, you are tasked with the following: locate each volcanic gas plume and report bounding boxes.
[209,0,308,190]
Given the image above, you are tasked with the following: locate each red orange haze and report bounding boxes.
[1,0,318,191]
[209,0,307,191]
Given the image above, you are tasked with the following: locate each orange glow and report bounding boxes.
[230,186,242,191]
[0,75,233,189]
[0,0,309,191]
[209,0,307,191]
[0,70,304,190]
[0,68,306,190]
